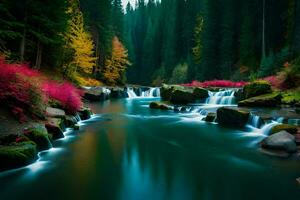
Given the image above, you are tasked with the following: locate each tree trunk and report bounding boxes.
[20,29,26,62]
[35,41,43,69]
[262,0,266,59]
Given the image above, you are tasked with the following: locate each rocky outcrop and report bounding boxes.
[45,118,65,140]
[238,93,282,107]
[192,87,209,99]
[261,131,297,153]
[0,141,38,171]
[110,87,128,98]
[216,107,250,128]
[170,89,195,104]
[23,125,52,151]
[79,107,93,120]
[83,87,110,101]
[271,124,298,135]
[242,81,272,99]
[204,112,216,122]
[46,107,66,118]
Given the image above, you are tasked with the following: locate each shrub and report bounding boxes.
[182,80,247,88]
[42,81,83,114]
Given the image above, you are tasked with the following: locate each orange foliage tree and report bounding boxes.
[103,36,130,85]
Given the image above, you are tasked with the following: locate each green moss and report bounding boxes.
[25,125,52,151]
[282,92,300,105]
[193,87,209,99]
[0,141,38,171]
[271,124,298,135]
[79,108,93,120]
[238,92,282,107]
[243,81,272,99]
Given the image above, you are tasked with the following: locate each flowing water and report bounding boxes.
[0,92,300,200]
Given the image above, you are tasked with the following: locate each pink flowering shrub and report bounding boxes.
[263,76,282,89]
[0,57,83,120]
[42,81,83,114]
[182,80,247,88]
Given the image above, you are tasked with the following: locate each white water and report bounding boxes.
[260,121,279,135]
[205,89,236,105]
[127,87,160,98]
[248,114,262,128]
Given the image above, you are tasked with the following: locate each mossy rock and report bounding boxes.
[243,81,272,99]
[161,84,185,101]
[45,123,64,140]
[271,124,298,135]
[282,92,300,105]
[170,89,195,104]
[79,107,93,120]
[204,113,216,122]
[216,107,250,128]
[238,93,282,107]
[193,87,209,99]
[24,125,52,151]
[0,141,38,171]
[65,115,77,128]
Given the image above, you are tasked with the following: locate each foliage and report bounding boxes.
[64,1,97,77]
[42,81,83,114]
[102,36,130,85]
[182,80,247,88]
[169,63,188,84]
[193,15,204,65]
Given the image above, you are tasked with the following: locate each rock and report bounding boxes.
[261,131,297,153]
[238,93,282,107]
[65,115,77,128]
[0,141,38,171]
[161,84,185,101]
[193,87,209,99]
[271,124,298,135]
[149,102,160,109]
[23,125,52,151]
[83,87,110,101]
[174,107,181,112]
[73,124,80,130]
[46,107,66,118]
[204,113,216,122]
[45,119,64,140]
[149,102,172,110]
[242,81,272,99]
[110,87,127,98]
[294,134,300,145]
[170,88,195,104]
[79,107,93,120]
[216,107,250,128]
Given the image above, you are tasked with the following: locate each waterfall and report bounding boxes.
[248,114,263,128]
[127,87,160,98]
[260,121,279,136]
[205,89,236,105]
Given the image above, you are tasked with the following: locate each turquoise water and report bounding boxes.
[0,98,299,200]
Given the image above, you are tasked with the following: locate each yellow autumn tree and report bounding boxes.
[64,0,97,76]
[103,36,130,85]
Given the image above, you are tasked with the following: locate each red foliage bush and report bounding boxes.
[42,81,83,114]
[263,76,282,89]
[0,57,83,120]
[182,80,247,88]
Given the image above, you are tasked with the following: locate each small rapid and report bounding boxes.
[205,89,236,105]
[126,87,160,98]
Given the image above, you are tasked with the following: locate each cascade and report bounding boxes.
[205,89,236,105]
[127,87,160,98]
[248,114,263,128]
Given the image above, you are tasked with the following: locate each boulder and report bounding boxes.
[204,113,216,122]
[65,115,77,128]
[46,107,66,118]
[110,87,127,98]
[261,131,297,153]
[23,125,52,151]
[83,87,110,101]
[170,89,195,104]
[238,93,282,107]
[45,118,65,140]
[79,107,93,120]
[242,81,272,99]
[0,141,38,171]
[193,87,209,99]
[271,124,298,135]
[216,107,250,128]
[149,102,172,110]
[161,84,185,101]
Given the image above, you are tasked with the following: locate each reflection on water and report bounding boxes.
[0,98,300,200]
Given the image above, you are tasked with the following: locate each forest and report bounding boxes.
[1,0,300,86]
